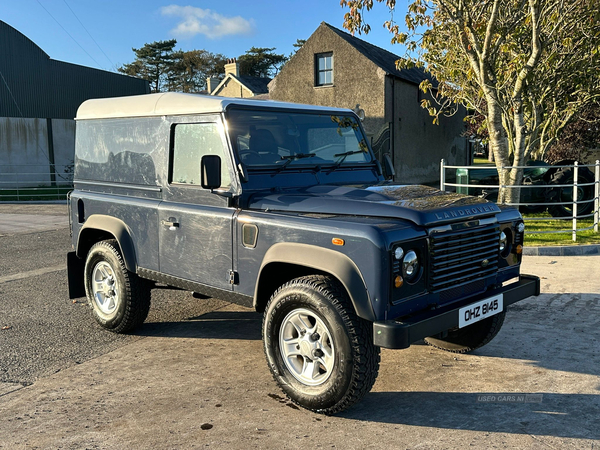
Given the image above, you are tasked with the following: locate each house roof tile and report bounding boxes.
[234,75,271,94]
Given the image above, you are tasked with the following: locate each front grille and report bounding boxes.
[429,224,500,292]
[438,279,485,303]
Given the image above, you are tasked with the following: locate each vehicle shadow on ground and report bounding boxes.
[136,310,262,340]
[134,309,599,439]
[475,293,600,377]
[135,305,600,379]
[341,391,600,440]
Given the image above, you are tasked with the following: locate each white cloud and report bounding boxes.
[161,5,255,39]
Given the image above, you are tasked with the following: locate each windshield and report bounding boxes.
[226,109,373,169]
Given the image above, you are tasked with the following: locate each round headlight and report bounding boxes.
[402,250,419,282]
[394,247,404,260]
[517,222,525,233]
[499,231,507,253]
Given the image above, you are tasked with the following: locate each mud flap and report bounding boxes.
[67,251,86,299]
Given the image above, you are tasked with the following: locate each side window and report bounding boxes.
[171,123,231,188]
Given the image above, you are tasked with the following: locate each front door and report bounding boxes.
[159,118,236,290]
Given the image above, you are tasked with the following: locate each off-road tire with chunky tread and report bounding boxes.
[263,275,380,415]
[424,311,506,354]
[545,166,595,218]
[84,239,151,333]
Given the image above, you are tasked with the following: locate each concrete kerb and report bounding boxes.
[523,244,600,256]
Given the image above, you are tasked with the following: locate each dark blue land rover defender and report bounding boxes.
[67,93,539,414]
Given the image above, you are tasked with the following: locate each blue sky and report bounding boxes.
[1,0,408,73]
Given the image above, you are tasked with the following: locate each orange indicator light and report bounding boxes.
[395,276,403,288]
[332,238,345,246]
[516,245,523,254]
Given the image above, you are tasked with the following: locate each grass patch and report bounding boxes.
[472,157,494,165]
[523,211,600,246]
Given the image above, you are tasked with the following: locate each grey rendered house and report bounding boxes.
[269,22,467,184]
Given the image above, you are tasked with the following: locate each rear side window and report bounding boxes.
[74,118,162,185]
[171,123,231,188]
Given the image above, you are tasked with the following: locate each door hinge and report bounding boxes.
[229,270,239,285]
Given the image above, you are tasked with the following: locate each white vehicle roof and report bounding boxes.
[76,92,353,120]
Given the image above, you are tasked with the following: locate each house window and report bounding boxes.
[315,52,333,86]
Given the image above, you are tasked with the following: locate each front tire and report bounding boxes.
[84,239,150,333]
[263,275,380,414]
[424,311,506,354]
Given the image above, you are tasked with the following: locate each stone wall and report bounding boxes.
[387,79,467,184]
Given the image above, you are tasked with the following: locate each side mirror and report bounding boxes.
[201,155,221,190]
[383,153,395,180]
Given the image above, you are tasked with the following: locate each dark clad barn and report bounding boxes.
[0,20,149,198]
[0,20,149,119]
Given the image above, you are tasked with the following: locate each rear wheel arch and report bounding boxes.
[76,215,137,272]
[254,243,375,322]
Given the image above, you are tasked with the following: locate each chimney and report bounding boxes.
[206,77,219,95]
[224,58,239,77]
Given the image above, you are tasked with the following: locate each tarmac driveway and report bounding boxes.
[0,204,598,449]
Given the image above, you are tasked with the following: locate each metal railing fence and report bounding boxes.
[0,164,74,201]
[441,159,600,242]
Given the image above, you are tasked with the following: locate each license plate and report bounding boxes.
[458,294,503,328]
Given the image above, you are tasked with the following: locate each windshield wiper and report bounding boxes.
[281,152,316,161]
[273,153,316,175]
[327,150,366,173]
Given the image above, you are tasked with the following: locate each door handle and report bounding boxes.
[162,218,179,230]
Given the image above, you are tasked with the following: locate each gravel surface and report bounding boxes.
[0,228,70,278]
[1,204,599,449]
[0,219,228,386]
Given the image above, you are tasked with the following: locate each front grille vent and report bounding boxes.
[429,224,499,292]
[514,230,524,245]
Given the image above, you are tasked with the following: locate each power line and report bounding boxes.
[35,0,104,69]
[63,0,115,69]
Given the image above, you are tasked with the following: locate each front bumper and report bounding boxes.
[373,274,540,349]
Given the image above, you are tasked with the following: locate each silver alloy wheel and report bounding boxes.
[91,261,119,315]
[279,308,335,386]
